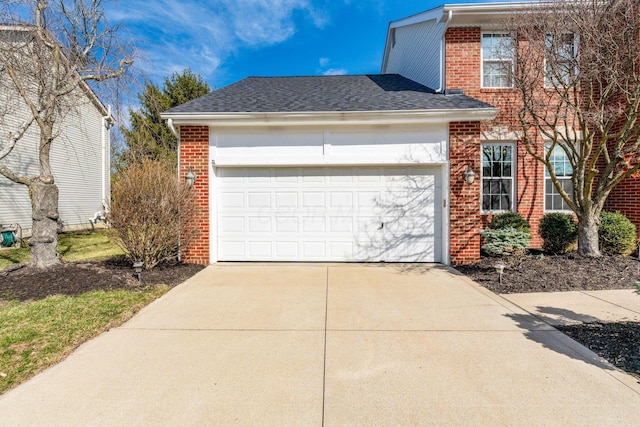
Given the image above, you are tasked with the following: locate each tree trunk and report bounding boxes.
[577,214,601,257]
[29,180,60,269]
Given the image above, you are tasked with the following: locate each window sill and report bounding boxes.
[480,88,516,93]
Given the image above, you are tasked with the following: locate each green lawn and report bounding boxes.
[0,229,124,269]
[0,231,171,395]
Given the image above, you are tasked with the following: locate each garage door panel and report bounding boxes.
[275,241,298,257]
[219,241,245,258]
[220,192,244,208]
[329,216,353,233]
[275,217,298,233]
[302,217,326,233]
[302,192,325,207]
[275,192,297,208]
[220,216,245,233]
[248,192,270,208]
[248,216,271,233]
[216,167,441,262]
[248,241,272,257]
[303,242,326,258]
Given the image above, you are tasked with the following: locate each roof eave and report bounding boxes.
[161,108,499,127]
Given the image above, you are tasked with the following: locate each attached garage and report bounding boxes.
[216,166,442,262]
[162,74,498,265]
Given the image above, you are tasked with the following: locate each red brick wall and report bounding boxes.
[445,27,521,127]
[605,175,640,230]
[446,27,545,257]
[179,125,210,265]
[449,122,482,264]
[602,117,640,232]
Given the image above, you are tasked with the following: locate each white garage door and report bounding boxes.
[216,166,442,262]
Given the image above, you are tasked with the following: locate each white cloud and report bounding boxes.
[319,57,330,67]
[323,68,348,76]
[107,0,329,83]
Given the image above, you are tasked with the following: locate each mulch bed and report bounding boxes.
[455,252,640,379]
[0,258,205,302]
[454,253,640,294]
[556,322,640,378]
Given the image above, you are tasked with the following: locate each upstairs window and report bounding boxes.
[482,144,515,212]
[545,143,574,211]
[545,33,577,87]
[481,33,514,88]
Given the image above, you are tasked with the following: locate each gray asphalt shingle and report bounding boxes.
[164,74,494,114]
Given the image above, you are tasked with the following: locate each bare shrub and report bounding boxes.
[109,160,197,269]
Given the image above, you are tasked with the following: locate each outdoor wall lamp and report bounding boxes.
[185,167,197,187]
[463,164,476,185]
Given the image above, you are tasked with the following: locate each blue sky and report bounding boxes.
[106,0,495,89]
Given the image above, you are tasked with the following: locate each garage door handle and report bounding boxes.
[377,222,384,230]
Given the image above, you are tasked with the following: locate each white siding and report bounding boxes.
[53,100,109,229]
[212,124,448,166]
[0,89,109,233]
[384,19,445,90]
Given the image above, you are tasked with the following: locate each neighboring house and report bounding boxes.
[0,26,113,239]
[162,1,638,265]
[382,1,640,255]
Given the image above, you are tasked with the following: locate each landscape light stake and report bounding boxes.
[133,262,144,281]
[494,264,505,286]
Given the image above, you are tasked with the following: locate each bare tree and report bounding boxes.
[502,0,640,256]
[0,0,132,268]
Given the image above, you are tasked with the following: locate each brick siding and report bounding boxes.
[605,174,640,232]
[449,121,482,264]
[446,27,545,261]
[179,125,210,265]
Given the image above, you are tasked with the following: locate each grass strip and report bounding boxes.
[0,285,169,394]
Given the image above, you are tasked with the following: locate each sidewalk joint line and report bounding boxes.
[321,266,329,427]
[578,290,640,316]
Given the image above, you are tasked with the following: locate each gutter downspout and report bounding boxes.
[101,105,113,209]
[436,10,453,93]
[167,118,178,138]
[167,118,183,262]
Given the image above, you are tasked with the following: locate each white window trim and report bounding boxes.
[480,142,517,214]
[480,32,514,89]
[544,32,579,89]
[544,142,574,212]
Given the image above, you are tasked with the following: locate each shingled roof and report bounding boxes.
[164,74,494,114]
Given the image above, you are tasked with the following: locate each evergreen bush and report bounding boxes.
[539,213,578,254]
[599,211,637,256]
[488,211,531,234]
[481,227,531,256]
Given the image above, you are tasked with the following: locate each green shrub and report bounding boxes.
[481,227,531,256]
[488,211,531,234]
[599,211,637,256]
[539,213,578,254]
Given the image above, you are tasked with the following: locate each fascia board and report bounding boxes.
[443,2,546,13]
[162,108,499,127]
[388,7,445,29]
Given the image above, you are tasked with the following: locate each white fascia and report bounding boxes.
[162,108,499,128]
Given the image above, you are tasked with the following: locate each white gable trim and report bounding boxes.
[164,108,498,128]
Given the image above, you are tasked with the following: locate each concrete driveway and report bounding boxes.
[1,264,639,425]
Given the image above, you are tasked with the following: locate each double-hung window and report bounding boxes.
[545,143,573,211]
[482,144,515,212]
[545,33,577,87]
[481,33,514,88]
